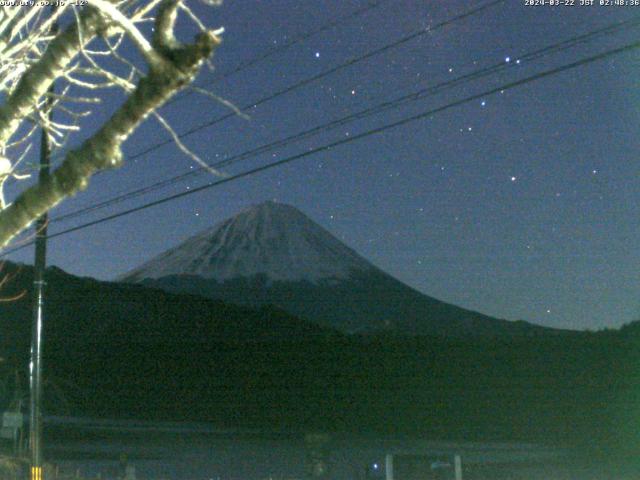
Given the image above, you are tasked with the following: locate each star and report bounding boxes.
[510,176,517,182]
[315,52,320,58]
[481,100,486,107]
[505,56,511,63]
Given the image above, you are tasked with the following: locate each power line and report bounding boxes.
[3,37,638,257]
[44,0,505,223]
[32,0,394,172]
[52,14,640,224]
[165,0,390,107]
[126,0,505,161]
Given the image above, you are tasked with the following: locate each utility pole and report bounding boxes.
[30,14,56,477]
[29,104,51,480]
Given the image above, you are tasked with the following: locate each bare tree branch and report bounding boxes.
[0,6,222,247]
[0,8,101,147]
[0,1,226,248]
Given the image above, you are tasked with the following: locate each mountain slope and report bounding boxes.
[123,201,375,283]
[121,201,556,337]
[0,262,344,422]
[0,262,339,356]
[0,262,628,448]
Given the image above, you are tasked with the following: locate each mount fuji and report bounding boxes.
[123,201,375,284]
[120,201,551,337]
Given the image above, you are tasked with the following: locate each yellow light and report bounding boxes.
[31,466,42,480]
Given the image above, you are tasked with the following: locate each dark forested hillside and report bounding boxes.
[0,262,637,458]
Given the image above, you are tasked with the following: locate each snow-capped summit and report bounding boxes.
[122,201,375,284]
[122,201,551,337]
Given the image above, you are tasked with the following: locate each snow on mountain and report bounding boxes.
[121,201,556,337]
[121,201,376,284]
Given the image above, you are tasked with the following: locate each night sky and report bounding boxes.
[5,0,640,331]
